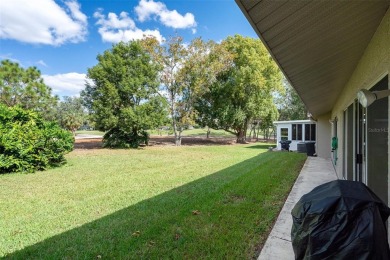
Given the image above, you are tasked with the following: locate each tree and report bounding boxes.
[276,78,307,120]
[141,36,189,146]
[56,96,86,135]
[0,59,58,120]
[142,36,233,145]
[0,104,74,174]
[259,105,279,141]
[81,41,168,148]
[195,35,282,143]
[176,38,234,143]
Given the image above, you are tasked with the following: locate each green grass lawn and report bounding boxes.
[181,128,235,137]
[0,144,306,259]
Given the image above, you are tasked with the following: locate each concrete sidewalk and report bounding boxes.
[258,157,337,260]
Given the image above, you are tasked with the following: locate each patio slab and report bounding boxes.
[258,156,337,260]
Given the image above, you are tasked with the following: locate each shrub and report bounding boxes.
[103,128,149,149]
[0,104,74,174]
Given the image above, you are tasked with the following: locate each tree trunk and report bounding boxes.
[171,100,181,146]
[236,129,246,143]
[176,130,182,146]
[169,89,181,146]
[206,126,210,139]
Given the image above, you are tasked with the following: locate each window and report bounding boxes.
[366,75,388,203]
[280,128,288,141]
[304,124,316,141]
[292,124,302,140]
[311,124,316,140]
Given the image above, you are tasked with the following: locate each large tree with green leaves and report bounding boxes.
[142,36,189,146]
[195,35,282,143]
[81,41,168,148]
[0,59,58,120]
[142,36,232,145]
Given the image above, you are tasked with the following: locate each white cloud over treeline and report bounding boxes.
[94,10,164,43]
[0,0,197,45]
[94,0,197,43]
[0,0,87,46]
[43,73,91,97]
[135,0,197,30]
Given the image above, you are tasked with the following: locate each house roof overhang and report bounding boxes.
[273,119,315,125]
[235,0,390,117]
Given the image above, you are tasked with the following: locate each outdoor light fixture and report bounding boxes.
[357,89,390,108]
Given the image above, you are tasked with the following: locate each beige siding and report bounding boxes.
[331,7,389,184]
[330,7,390,236]
[331,8,389,177]
[316,113,332,159]
[334,111,345,179]
[332,8,389,115]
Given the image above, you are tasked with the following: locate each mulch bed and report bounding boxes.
[74,136,238,150]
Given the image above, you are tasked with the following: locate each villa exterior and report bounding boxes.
[274,120,316,151]
[236,0,390,236]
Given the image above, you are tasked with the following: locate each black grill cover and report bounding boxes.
[291,180,390,260]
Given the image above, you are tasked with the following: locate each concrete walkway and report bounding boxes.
[258,157,338,260]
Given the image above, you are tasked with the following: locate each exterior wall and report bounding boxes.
[330,7,389,186]
[331,9,390,115]
[328,8,390,237]
[274,120,315,151]
[316,113,332,159]
[331,111,345,179]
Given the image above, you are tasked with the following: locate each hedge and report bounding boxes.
[0,104,74,173]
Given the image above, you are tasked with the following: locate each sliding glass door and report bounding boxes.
[366,76,388,204]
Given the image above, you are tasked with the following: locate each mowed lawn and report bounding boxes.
[0,144,306,259]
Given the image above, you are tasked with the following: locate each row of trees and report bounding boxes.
[0,59,87,134]
[0,34,307,151]
[82,35,292,147]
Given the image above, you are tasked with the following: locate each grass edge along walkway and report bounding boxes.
[2,148,306,259]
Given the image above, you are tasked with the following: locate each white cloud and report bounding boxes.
[65,0,87,24]
[135,0,196,29]
[43,73,91,97]
[94,10,164,43]
[0,0,87,46]
[36,60,47,67]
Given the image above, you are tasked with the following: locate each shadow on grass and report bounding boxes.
[5,152,305,259]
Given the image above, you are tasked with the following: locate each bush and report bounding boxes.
[103,128,149,148]
[0,105,74,174]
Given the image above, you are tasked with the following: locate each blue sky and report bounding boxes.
[0,0,258,97]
